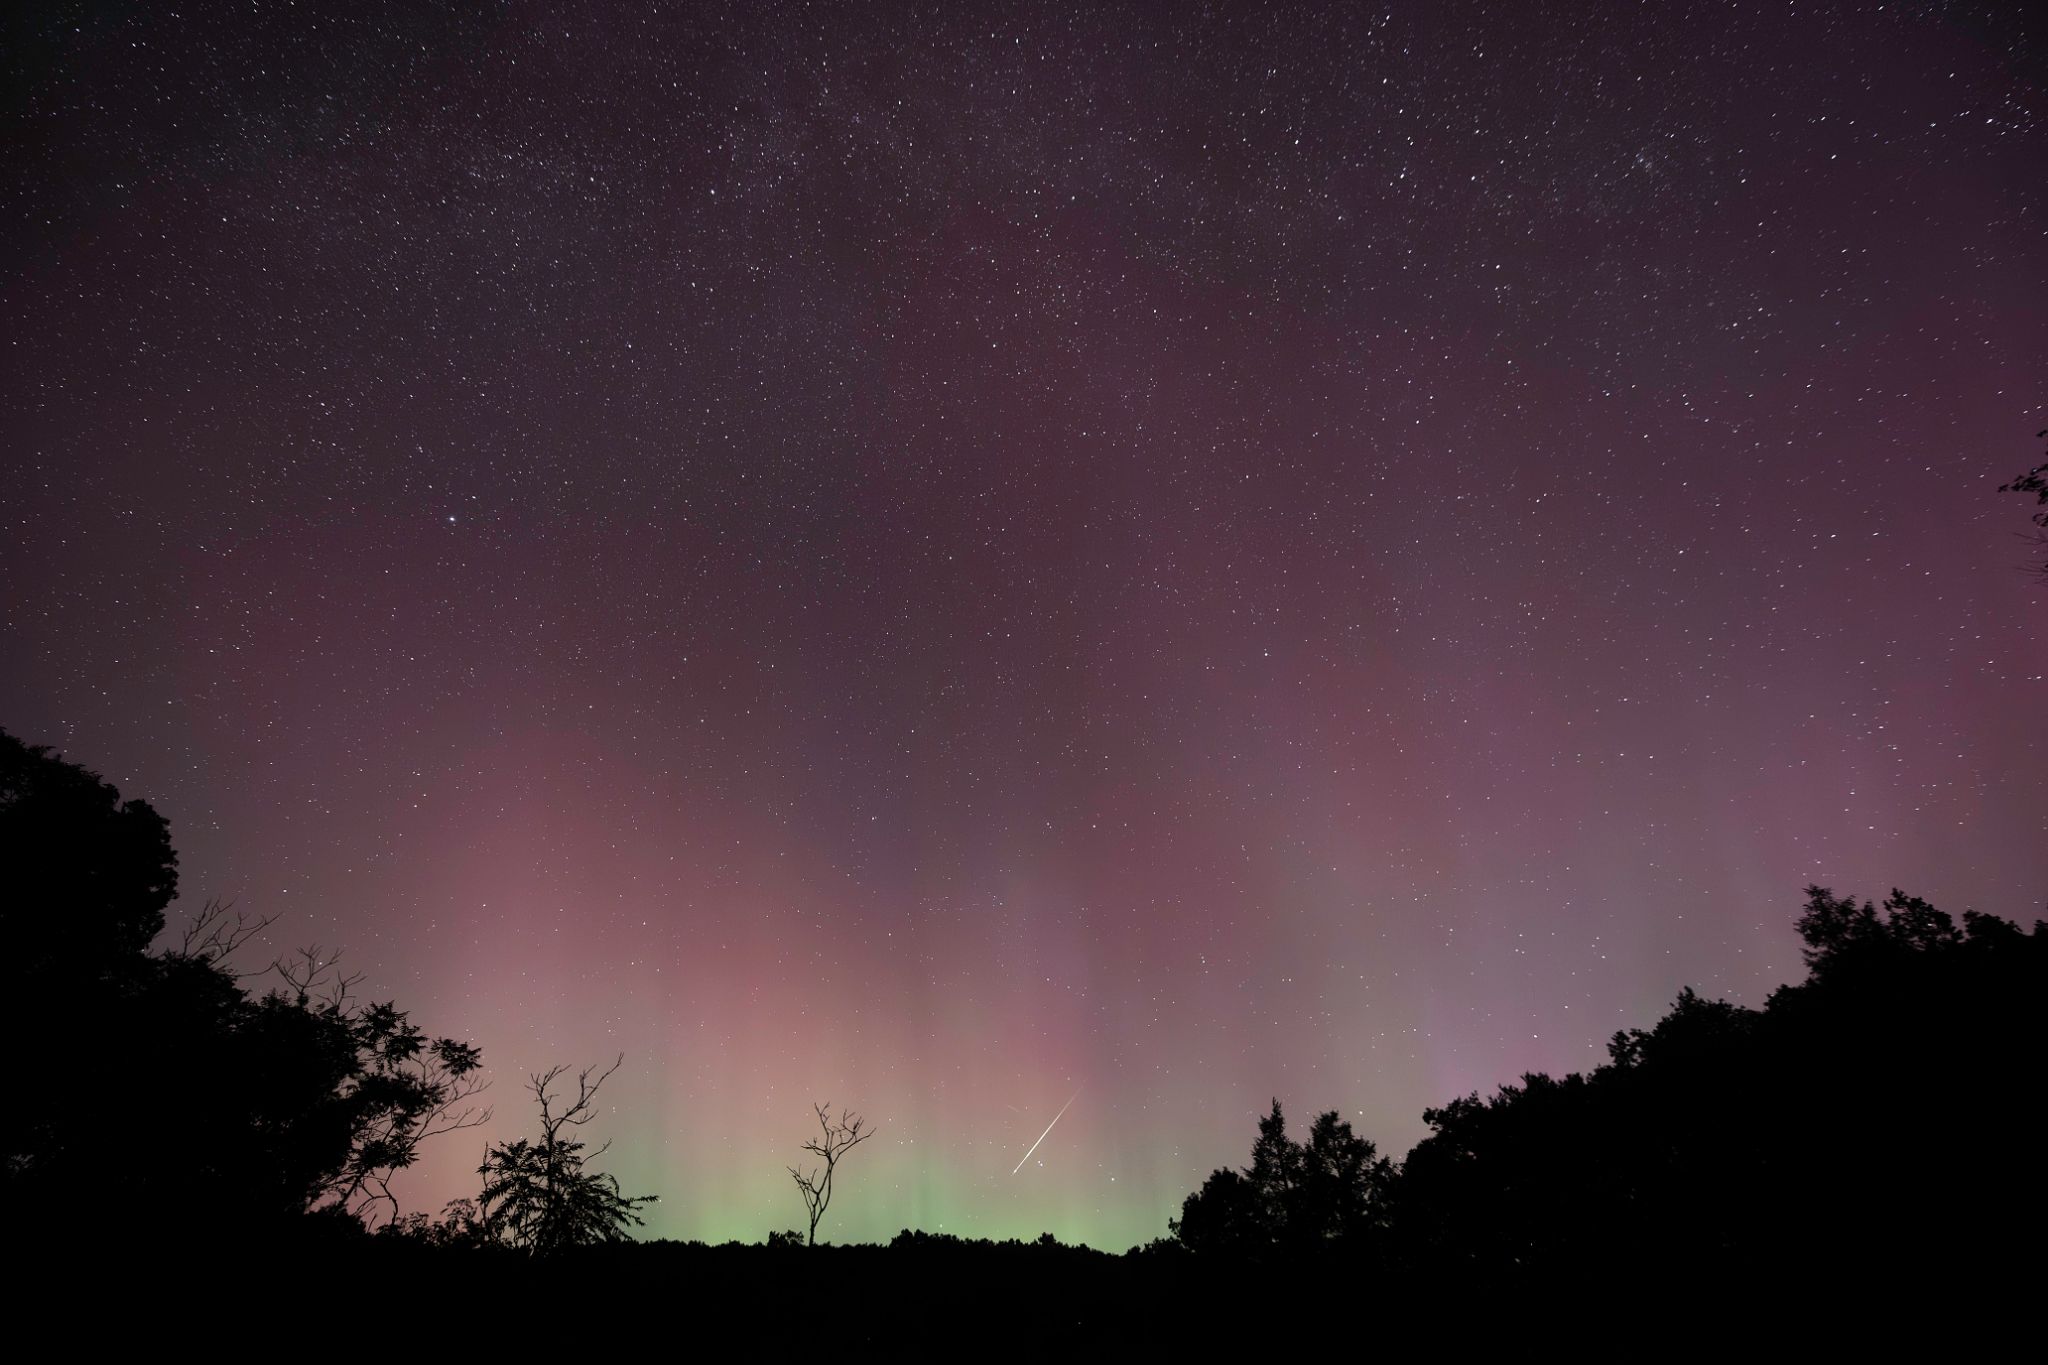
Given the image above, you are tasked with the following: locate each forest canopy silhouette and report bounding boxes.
[1172,887,2045,1281]
[3,722,2041,1304]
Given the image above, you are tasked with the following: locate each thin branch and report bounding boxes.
[177,899,278,974]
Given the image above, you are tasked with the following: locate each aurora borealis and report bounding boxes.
[2,1,2044,1249]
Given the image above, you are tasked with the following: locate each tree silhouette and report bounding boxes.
[1998,427,2048,582]
[0,730,178,976]
[1167,1166,1261,1254]
[0,727,488,1242]
[267,947,491,1225]
[1172,1100,1389,1255]
[477,1055,655,1253]
[787,1103,874,1246]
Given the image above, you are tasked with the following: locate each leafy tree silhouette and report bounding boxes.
[1166,883,2043,1294]
[476,1055,656,1252]
[267,946,491,1224]
[1172,1100,1389,1255]
[0,728,486,1243]
[1384,884,2046,1284]
[1,729,176,978]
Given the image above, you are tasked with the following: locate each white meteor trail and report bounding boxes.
[1011,1091,1080,1175]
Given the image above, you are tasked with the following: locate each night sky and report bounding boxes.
[3,1,2044,1248]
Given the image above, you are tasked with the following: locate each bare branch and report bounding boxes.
[479,1055,654,1252]
[176,899,277,972]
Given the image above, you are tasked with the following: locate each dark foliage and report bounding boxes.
[1172,1101,1390,1256]
[1169,884,2044,1292]
[1999,427,2048,581]
[1384,884,2046,1283]
[1,730,178,971]
[474,1056,655,1253]
[0,728,486,1243]
[270,948,491,1224]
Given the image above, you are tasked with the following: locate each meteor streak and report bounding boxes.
[1011,1091,1079,1175]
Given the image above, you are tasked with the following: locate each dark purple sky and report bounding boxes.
[3,1,2044,1246]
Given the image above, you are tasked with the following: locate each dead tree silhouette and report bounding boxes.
[787,1103,874,1246]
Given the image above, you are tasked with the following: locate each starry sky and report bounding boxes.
[2,1,2045,1249]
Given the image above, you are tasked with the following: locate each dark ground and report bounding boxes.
[41,1231,2033,1352]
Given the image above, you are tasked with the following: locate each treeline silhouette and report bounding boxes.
[4,725,2042,1339]
[1170,888,2045,1285]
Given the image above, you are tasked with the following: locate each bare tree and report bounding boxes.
[787,1102,875,1246]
